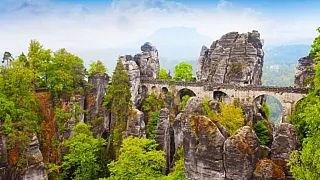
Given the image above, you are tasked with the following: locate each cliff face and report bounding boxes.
[120,42,160,108]
[197,30,264,85]
[294,55,315,88]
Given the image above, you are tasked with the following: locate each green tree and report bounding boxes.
[157,68,171,80]
[107,137,165,179]
[202,100,245,135]
[88,60,107,76]
[289,134,320,179]
[254,120,271,145]
[47,48,85,99]
[61,122,105,180]
[179,95,190,111]
[104,60,131,158]
[289,27,320,179]
[0,61,41,169]
[173,62,194,81]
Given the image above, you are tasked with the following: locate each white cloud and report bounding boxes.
[0,0,319,67]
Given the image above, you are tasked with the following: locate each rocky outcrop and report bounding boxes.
[197,30,264,85]
[126,109,145,138]
[184,115,226,180]
[173,113,184,150]
[135,42,160,79]
[224,126,261,180]
[294,55,315,88]
[120,42,160,108]
[120,55,142,108]
[21,135,48,180]
[253,159,285,179]
[271,123,297,175]
[0,123,8,179]
[86,73,109,135]
[155,108,174,173]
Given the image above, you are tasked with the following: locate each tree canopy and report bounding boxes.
[173,62,194,81]
[88,60,107,76]
[157,68,171,80]
[61,122,105,180]
[107,137,165,179]
[104,60,131,158]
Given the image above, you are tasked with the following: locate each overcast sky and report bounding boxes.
[0,0,319,67]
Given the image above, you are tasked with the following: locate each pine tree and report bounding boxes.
[104,60,131,158]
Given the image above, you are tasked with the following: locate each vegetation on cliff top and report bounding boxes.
[289,27,320,179]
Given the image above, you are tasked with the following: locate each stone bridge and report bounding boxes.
[140,79,308,123]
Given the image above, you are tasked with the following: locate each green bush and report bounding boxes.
[254,120,270,145]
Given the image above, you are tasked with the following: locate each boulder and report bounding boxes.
[126,109,145,138]
[184,115,226,180]
[196,30,264,85]
[271,123,298,175]
[253,159,285,179]
[21,135,48,180]
[294,55,315,88]
[155,108,174,173]
[224,126,261,180]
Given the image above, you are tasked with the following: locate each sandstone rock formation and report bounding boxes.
[155,108,174,173]
[197,30,264,85]
[0,125,8,179]
[294,55,315,88]
[21,135,48,180]
[271,123,298,175]
[135,42,160,79]
[224,126,261,180]
[253,159,285,179]
[173,113,184,150]
[184,115,226,180]
[120,42,160,108]
[126,109,145,138]
[86,73,109,135]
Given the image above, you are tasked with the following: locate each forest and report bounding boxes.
[0,27,320,179]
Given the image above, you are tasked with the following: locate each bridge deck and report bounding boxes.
[140,79,308,94]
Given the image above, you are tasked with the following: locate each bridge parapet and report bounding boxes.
[140,78,309,94]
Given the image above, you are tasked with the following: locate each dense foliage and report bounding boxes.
[253,120,270,145]
[289,27,320,179]
[157,68,171,80]
[104,60,131,158]
[88,60,107,76]
[202,99,245,135]
[173,62,194,81]
[107,137,165,179]
[61,123,105,180]
[0,61,41,168]
[179,95,190,111]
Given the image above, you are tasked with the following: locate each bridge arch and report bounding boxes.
[253,94,283,124]
[213,90,231,104]
[176,88,196,100]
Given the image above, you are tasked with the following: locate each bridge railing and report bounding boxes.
[140,78,309,94]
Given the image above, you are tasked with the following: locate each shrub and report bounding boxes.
[254,120,270,145]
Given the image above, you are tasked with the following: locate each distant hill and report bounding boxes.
[264,44,310,65]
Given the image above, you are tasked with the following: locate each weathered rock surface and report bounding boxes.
[0,122,8,179]
[184,115,226,180]
[155,108,174,173]
[120,42,160,108]
[120,55,142,108]
[135,42,160,79]
[173,113,185,150]
[224,126,261,180]
[86,73,109,135]
[271,123,297,161]
[21,135,48,180]
[197,30,264,85]
[271,123,297,175]
[294,55,315,88]
[126,109,145,138]
[253,159,285,179]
